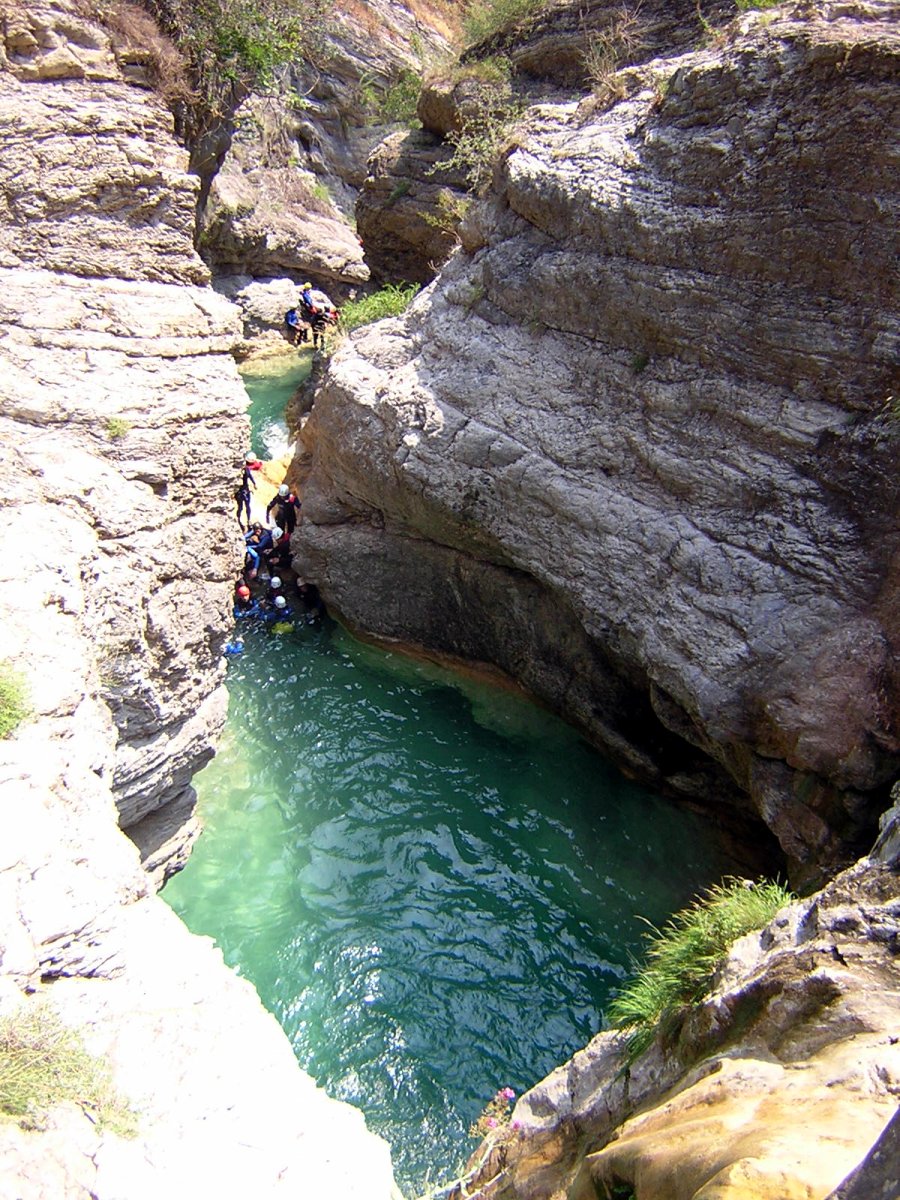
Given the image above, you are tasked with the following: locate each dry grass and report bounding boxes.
[583,4,646,99]
[0,1001,137,1136]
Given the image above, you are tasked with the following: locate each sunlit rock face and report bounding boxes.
[295,0,900,880]
[0,4,397,1197]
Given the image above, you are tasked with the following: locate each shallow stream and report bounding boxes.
[164,363,731,1194]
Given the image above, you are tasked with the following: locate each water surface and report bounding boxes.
[242,355,311,458]
[165,620,730,1193]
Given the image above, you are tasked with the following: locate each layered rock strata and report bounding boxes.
[445,811,900,1200]
[294,1,900,879]
[0,3,396,1195]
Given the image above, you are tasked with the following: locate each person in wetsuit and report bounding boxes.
[266,484,302,534]
[236,453,261,530]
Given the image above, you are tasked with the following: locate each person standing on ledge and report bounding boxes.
[266,483,302,534]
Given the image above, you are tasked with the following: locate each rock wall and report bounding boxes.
[0,3,396,1196]
[445,806,900,1200]
[294,1,900,881]
[198,0,454,291]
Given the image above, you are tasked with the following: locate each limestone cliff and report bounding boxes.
[0,2,396,1195]
[294,0,900,881]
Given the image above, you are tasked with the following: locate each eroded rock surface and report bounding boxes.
[0,4,396,1196]
[295,1,900,879]
[445,825,900,1200]
[356,126,470,283]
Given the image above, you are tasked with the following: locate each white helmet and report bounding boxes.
[245,452,256,462]
[278,483,289,497]
[271,527,283,539]
[270,576,282,589]
[274,595,287,608]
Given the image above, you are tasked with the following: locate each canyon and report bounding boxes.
[0,0,897,1196]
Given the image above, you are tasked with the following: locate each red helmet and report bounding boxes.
[237,585,251,599]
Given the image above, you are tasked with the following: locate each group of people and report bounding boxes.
[229,451,324,646]
[285,282,340,351]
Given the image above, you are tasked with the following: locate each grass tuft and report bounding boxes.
[462,0,547,47]
[608,877,793,1060]
[0,662,30,739]
[0,1002,137,1136]
[340,283,419,333]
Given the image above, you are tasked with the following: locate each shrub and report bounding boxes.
[0,1002,137,1136]
[139,0,332,120]
[381,68,423,125]
[434,74,523,193]
[608,878,794,1060]
[0,663,30,740]
[106,416,132,440]
[462,0,546,47]
[583,5,645,100]
[339,283,419,333]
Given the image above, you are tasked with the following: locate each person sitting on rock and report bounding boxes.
[267,525,292,573]
[266,484,302,534]
[284,306,308,345]
[244,523,274,577]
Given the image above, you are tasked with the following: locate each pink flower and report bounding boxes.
[502,1087,516,1100]
[511,1121,521,1132]
[486,1117,498,1128]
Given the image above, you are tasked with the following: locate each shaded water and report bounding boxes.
[164,366,731,1194]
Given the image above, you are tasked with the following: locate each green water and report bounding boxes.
[164,365,731,1194]
[165,620,731,1192]
[242,355,311,458]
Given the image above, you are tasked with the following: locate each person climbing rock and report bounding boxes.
[235,452,260,531]
[266,483,302,534]
[299,283,339,350]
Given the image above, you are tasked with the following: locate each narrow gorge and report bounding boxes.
[0,0,897,1198]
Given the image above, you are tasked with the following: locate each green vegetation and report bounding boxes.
[0,662,30,740]
[435,72,523,193]
[424,188,471,234]
[106,416,132,440]
[381,68,423,125]
[0,1002,137,1136]
[139,0,332,118]
[608,878,793,1060]
[462,0,547,47]
[735,0,783,10]
[339,283,419,334]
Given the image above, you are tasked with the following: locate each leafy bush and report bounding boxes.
[437,76,523,193]
[106,416,132,440]
[0,662,30,740]
[608,878,793,1060]
[140,0,331,119]
[381,68,423,125]
[0,1002,137,1136]
[340,284,419,333]
[462,0,546,47]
